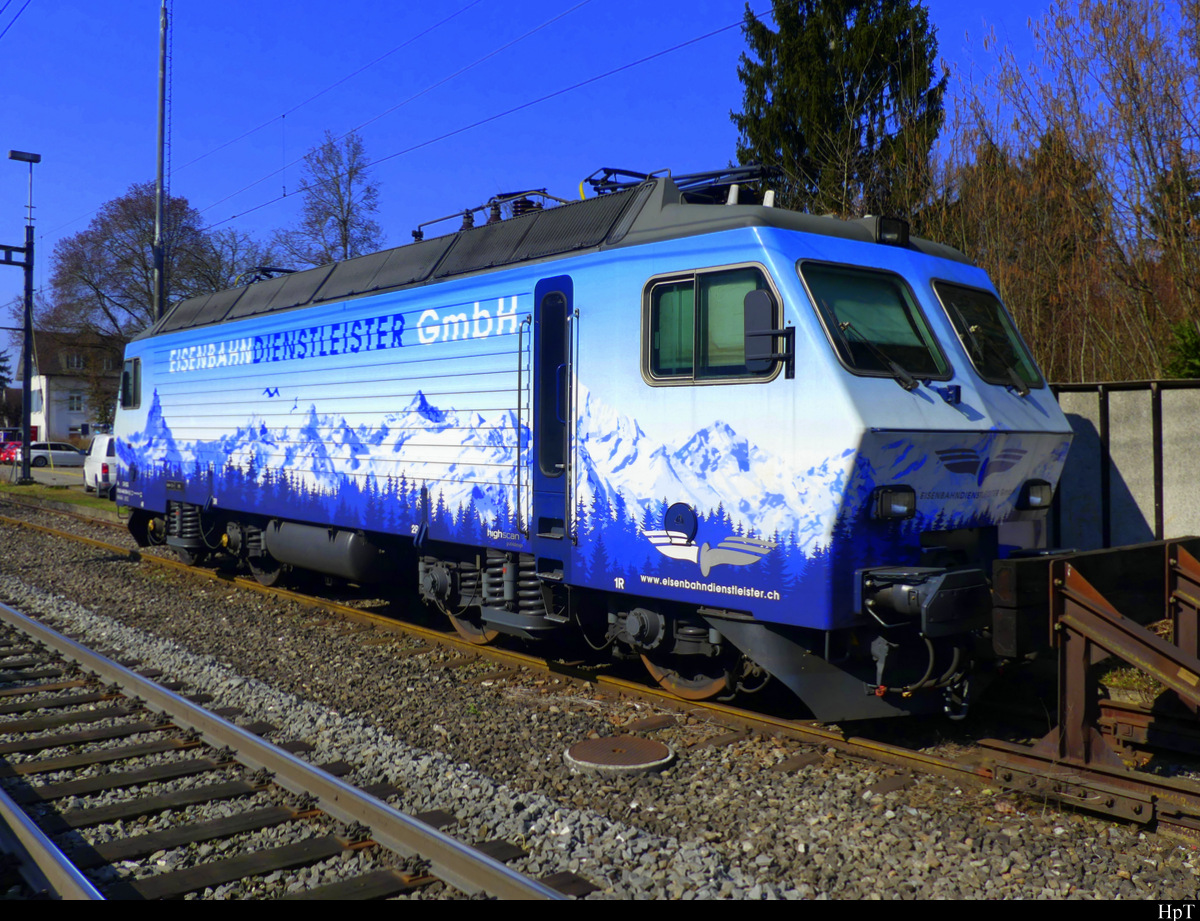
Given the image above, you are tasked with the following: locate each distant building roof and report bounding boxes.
[30,331,124,378]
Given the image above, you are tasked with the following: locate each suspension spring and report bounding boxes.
[482,550,507,606]
[516,556,544,616]
[167,502,200,540]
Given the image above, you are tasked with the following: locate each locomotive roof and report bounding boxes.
[140,177,971,340]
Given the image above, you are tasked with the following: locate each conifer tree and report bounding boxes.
[732,0,946,219]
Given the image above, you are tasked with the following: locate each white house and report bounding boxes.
[24,333,122,442]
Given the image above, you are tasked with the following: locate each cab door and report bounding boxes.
[530,275,573,572]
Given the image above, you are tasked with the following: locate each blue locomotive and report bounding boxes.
[113,171,1071,721]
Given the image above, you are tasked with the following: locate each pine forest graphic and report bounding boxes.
[119,383,1069,619]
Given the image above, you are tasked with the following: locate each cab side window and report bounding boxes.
[645,266,776,383]
[649,281,693,378]
[120,359,141,409]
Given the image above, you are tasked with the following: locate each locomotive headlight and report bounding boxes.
[1017,478,1054,510]
[864,215,910,247]
[872,485,916,520]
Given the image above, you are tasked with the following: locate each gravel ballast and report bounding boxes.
[2,511,1200,898]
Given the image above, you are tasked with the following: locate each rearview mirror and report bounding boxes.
[744,289,795,378]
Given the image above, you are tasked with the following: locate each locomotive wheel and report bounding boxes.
[248,555,284,587]
[640,653,731,701]
[172,546,207,566]
[447,611,500,645]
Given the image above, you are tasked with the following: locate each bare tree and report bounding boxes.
[194,228,283,291]
[46,182,216,339]
[274,130,384,267]
[43,183,280,340]
[925,0,1200,381]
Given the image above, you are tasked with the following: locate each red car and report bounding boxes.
[0,441,21,463]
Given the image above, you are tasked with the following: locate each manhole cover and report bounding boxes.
[564,735,675,774]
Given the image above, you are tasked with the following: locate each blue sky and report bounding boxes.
[0,0,1052,364]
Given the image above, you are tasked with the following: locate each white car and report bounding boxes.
[29,441,86,468]
[84,435,116,494]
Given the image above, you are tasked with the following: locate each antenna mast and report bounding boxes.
[153,0,169,320]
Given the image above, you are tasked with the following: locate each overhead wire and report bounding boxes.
[0,0,33,42]
[198,0,596,217]
[202,7,767,230]
[40,0,490,240]
[34,3,774,246]
[173,0,488,175]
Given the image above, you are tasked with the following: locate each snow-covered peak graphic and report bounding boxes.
[133,389,182,463]
[675,421,752,472]
[409,390,448,425]
[575,384,854,552]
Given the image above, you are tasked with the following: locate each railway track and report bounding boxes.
[0,504,988,778]
[7,496,1200,897]
[6,496,1200,847]
[0,597,585,899]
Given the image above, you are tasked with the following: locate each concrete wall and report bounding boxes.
[1162,388,1200,538]
[1055,383,1200,550]
[1056,390,1105,550]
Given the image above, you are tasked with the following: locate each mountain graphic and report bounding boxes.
[574,385,856,552]
[125,385,860,549]
[123,382,1066,550]
[185,391,529,526]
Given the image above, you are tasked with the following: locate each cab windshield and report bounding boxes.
[798,262,949,380]
[933,282,1042,388]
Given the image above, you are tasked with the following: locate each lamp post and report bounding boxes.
[4,149,39,486]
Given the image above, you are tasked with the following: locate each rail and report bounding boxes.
[18,501,1200,835]
[0,781,105,899]
[0,599,566,900]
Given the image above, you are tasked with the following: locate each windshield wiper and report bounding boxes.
[948,298,1031,396]
[838,322,919,391]
[947,301,985,362]
[1005,365,1031,397]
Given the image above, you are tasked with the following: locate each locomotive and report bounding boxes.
[113,170,1072,721]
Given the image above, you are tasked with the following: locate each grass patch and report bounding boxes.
[1100,665,1164,697]
[0,481,118,514]
[1099,618,1171,704]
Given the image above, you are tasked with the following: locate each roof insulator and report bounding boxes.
[511,196,541,217]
